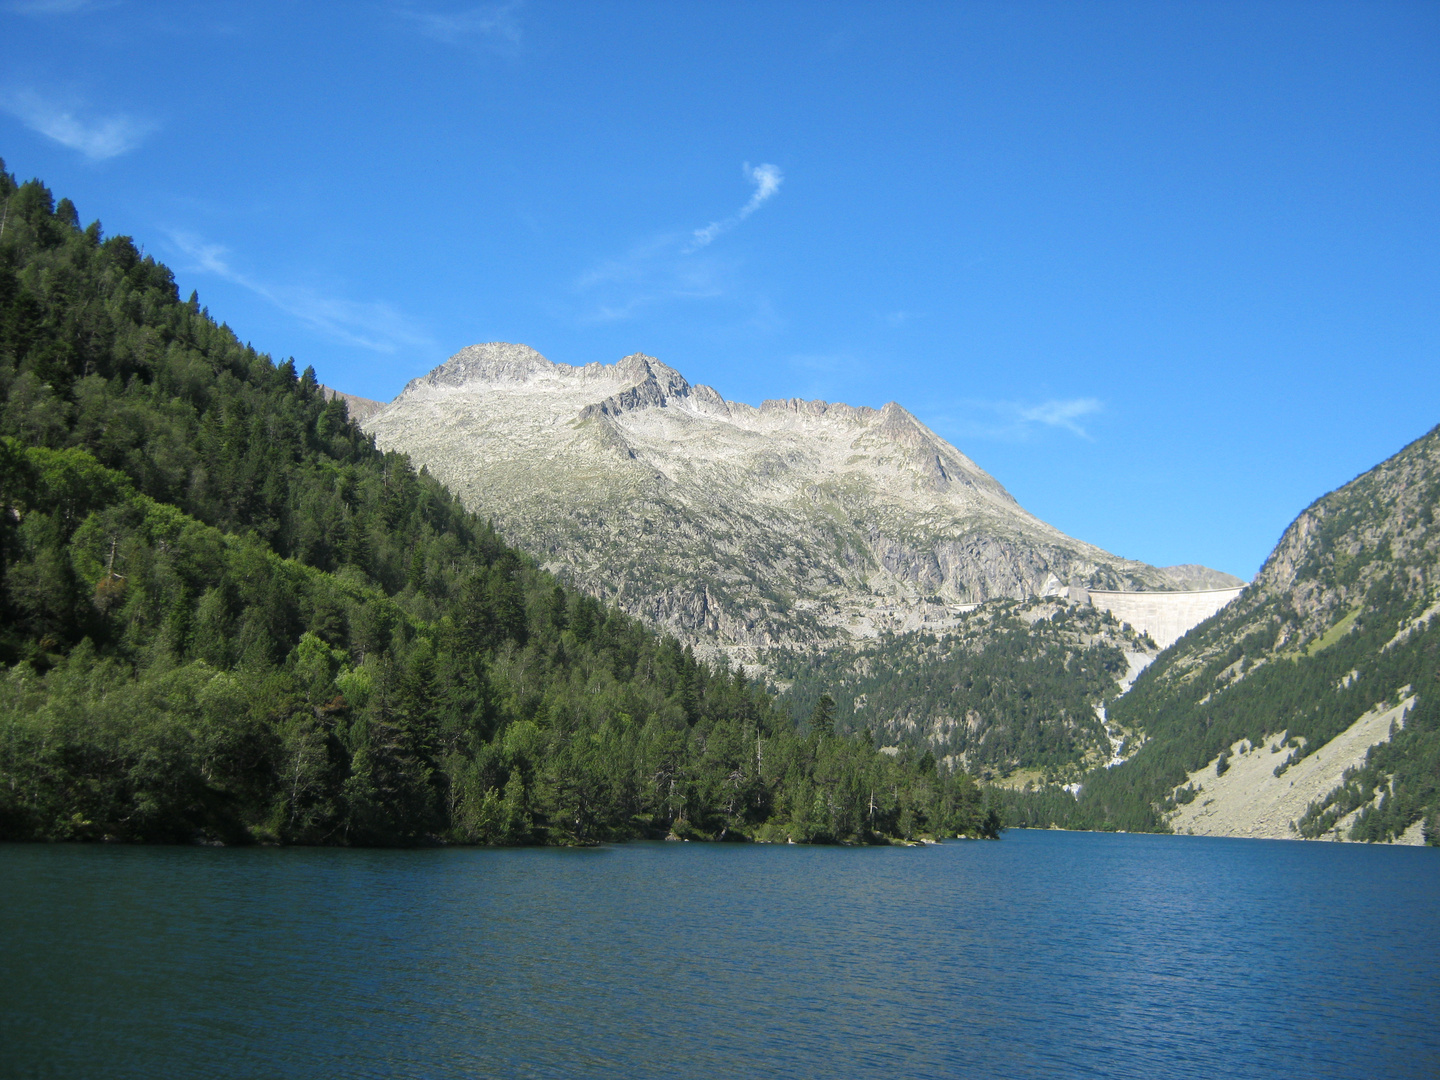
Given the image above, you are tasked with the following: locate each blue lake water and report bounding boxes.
[2,830,1437,1079]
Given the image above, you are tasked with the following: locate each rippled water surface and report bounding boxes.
[3,830,1438,1078]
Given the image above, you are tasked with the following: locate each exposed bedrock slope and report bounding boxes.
[363,343,1239,660]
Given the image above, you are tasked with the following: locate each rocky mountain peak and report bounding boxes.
[409,341,555,390]
[364,344,1236,660]
[580,353,694,420]
[1254,423,1439,628]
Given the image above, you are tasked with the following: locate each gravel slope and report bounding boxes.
[1168,696,1414,841]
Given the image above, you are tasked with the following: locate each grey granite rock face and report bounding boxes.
[1156,564,1246,591]
[362,344,1230,662]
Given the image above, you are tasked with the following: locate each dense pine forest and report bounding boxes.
[0,162,999,846]
[773,599,1153,780]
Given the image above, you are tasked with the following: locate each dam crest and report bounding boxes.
[1069,586,1245,649]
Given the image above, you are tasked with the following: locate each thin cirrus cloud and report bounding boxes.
[927,397,1104,442]
[576,163,784,322]
[1,89,155,160]
[395,2,522,52]
[1017,398,1104,437]
[576,234,729,323]
[686,163,783,252]
[168,231,433,355]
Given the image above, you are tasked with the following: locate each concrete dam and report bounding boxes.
[1077,586,1245,649]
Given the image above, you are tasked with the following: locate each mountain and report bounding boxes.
[0,164,997,847]
[363,343,1241,664]
[1152,563,1251,591]
[1018,424,1440,844]
[320,385,385,423]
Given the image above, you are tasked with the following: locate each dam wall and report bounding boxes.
[1081,587,1245,649]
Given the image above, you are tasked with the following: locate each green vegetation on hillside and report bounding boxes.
[1001,425,1440,844]
[0,163,997,846]
[773,599,1152,779]
[1073,600,1440,836]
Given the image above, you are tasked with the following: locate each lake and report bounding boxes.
[2,830,1437,1079]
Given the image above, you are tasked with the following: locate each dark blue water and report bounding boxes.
[2,830,1437,1079]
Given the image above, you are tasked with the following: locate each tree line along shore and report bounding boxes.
[0,164,999,847]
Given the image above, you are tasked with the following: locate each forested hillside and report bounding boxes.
[1005,425,1440,843]
[0,162,997,846]
[773,598,1156,780]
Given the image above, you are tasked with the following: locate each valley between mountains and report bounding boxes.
[352,344,1242,780]
[1,165,1434,848]
[346,344,1440,845]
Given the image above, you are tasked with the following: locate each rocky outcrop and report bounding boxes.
[1137,422,1440,686]
[1156,564,1249,591]
[361,343,1237,661]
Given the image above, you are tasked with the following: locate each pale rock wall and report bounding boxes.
[320,386,386,423]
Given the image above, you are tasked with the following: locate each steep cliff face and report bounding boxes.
[1127,424,1440,691]
[363,343,1235,661]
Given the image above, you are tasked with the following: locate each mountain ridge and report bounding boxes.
[362,343,1241,663]
[0,165,996,848]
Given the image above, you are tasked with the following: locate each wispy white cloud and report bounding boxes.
[575,234,684,292]
[1017,398,1103,437]
[926,397,1104,442]
[396,2,522,53]
[1,89,155,160]
[574,162,784,322]
[687,163,783,251]
[171,233,233,278]
[167,231,433,354]
[575,235,731,323]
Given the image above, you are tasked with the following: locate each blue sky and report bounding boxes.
[3,1,1437,580]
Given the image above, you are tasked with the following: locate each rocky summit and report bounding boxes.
[363,343,1239,661]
